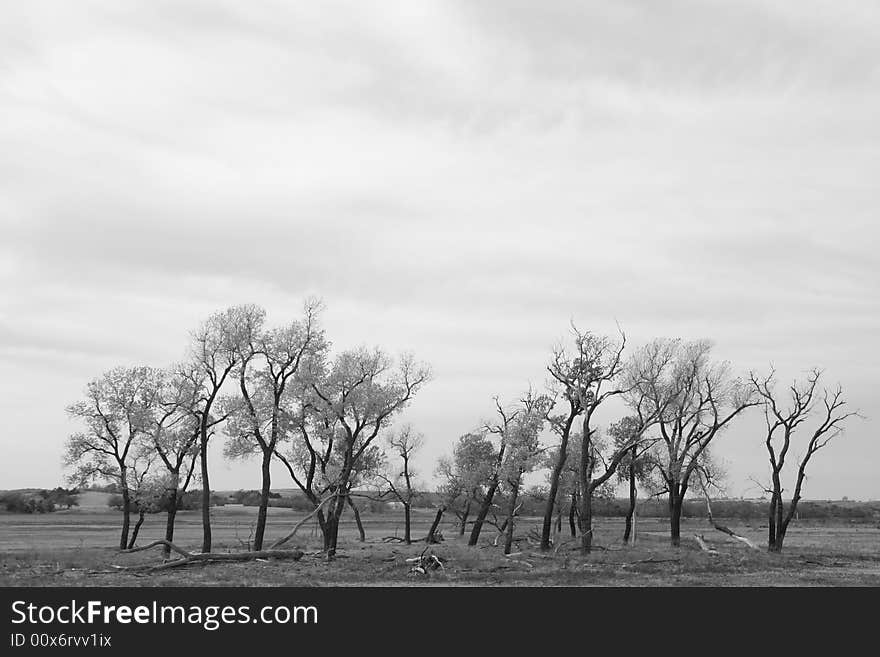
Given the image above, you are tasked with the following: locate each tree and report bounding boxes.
[467,400,512,547]
[468,391,549,547]
[751,368,861,552]
[377,424,423,544]
[189,304,265,553]
[146,365,204,557]
[46,487,79,509]
[436,433,495,536]
[224,299,326,550]
[543,325,637,553]
[64,366,162,549]
[498,391,550,554]
[126,457,165,550]
[272,401,335,544]
[308,348,430,557]
[610,415,658,544]
[629,339,757,546]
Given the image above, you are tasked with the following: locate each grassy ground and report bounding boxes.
[1,508,878,586]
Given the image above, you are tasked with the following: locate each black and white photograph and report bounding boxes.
[1,0,877,620]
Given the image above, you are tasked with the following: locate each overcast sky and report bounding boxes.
[1,1,877,499]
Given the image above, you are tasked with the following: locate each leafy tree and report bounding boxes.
[291,347,430,556]
[628,339,757,545]
[224,299,326,550]
[497,391,551,554]
[64,366,162,549]
[436,432,495,536]
[188,304,265,552]
[610,415,658,543]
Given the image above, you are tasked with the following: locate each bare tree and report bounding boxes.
[377,424,424,544]
[308,348,431,557]
[751,368,862,552]
[188,304,265,553]
[64,366,162,549]
[225,299,326,550]
[630,339,757,546]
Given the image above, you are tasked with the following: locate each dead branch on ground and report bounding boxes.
[114,540,304,572]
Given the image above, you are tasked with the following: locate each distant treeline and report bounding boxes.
[5,486,875,522]
[0,488,79,513]
[133,489,880,522]
[575,498,880,520]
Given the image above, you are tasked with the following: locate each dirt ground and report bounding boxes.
[1,508,878,586]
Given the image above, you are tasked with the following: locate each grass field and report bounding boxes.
[1,505,879,586]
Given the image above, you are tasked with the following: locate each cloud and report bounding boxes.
[0,0,877,497]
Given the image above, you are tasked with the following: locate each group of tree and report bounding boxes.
[436,326,862,555]
[64,299,430,557]
[64,301,860,557]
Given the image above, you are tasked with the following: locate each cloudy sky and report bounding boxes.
[1,1,877,499]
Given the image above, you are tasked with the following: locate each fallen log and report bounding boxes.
[117,540,304,572]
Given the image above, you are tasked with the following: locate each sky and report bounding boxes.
[0,0,877,500]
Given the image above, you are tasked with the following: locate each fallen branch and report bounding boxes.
[699,478,759,550]
[269,496,334,550]
[407,545,445,575]
[501,557,533,569]
[121,540,193,559]
[693,534,719,555]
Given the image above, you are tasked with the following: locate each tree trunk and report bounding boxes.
[541,429,570,550]
[253,450,272,551]
[555,507,562,534]
[568,493,578,537]
[164,485,180,559]
[578,420,593,554]
[468,478,499,546]
[119,469,131,551]
[316,509,328,547]
[403,503,412,544]
[669,483,686,547]
[775,483,785,548]
[127,510,145,549]
[347,495,366,542]
[624,451,637,543]
[427,506,445,543]
[775,524,788,552]
[325,480,351,558]
[324,511,339,556]
[768,489,779,552]
[199,429,212,553]
[503,484,520,555]
[578,486,593,553]
[458,500,471,536]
